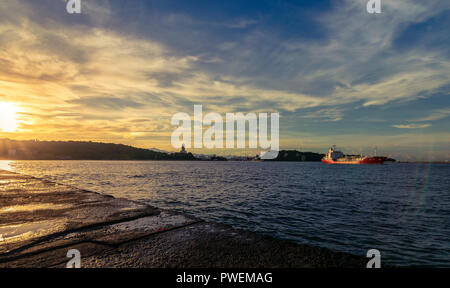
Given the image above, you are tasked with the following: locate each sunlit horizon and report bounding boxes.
[0,1,449,161]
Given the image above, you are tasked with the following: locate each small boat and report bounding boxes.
[322,146,386,164]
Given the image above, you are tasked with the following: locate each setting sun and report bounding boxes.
[0,102,19,132]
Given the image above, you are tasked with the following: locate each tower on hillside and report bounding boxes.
[180,144,187,153]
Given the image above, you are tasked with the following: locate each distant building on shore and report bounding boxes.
[180,144,187,154]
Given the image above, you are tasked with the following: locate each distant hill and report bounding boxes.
[0,139,196,160]
[264,150,324,162]
[149,148,169,153]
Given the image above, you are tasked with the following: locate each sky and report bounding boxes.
[0,0,449,160]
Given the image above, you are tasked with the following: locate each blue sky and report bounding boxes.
[0,0,449,160]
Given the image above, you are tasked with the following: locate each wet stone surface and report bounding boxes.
[0,170,367,268]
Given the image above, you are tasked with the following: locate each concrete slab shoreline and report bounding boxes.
[0,169,367,268]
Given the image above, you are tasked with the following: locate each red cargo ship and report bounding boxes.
[322,146,386,164]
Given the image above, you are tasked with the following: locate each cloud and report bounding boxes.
[182,0,450,115]
[411,108,450,122]
[306,0,450,107]
[68,96,144,110]
[0,1,323,149]
[392,124,431,129]
[223,18,258,29]
[300,108,344,122]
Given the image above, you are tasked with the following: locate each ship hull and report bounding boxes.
[322,157,386,164]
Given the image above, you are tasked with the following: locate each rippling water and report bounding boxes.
[1,160,449,267]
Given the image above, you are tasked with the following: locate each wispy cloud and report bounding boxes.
[393,124,431,129]
[411,108,450,122]
[301,108,344,122]
[223,18,258,29]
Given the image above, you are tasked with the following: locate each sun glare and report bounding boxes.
[0,102,19,132]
